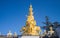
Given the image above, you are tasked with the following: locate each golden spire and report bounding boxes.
[27,4,34,21]
[29,4,33,16]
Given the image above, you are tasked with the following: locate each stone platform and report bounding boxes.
[20,36,40,38]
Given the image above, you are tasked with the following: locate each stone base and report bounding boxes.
[20,36,40,38]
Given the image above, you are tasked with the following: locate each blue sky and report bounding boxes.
[0,0,60,35]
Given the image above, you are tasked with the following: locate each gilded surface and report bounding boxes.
[20,4,41,35]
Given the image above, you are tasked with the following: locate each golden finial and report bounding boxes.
[29,4,33,16]
[29,3,32,8]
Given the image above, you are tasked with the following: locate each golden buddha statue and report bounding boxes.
[20,4,41,35]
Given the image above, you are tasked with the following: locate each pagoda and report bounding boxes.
[20,4,41,36]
